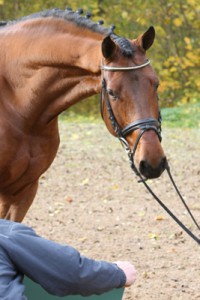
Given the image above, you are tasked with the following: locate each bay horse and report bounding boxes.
[0,8,166,222]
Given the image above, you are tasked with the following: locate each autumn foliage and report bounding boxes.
[0,0,199,107]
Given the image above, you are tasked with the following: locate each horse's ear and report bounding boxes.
[102,35,116,59]
[136,26,155,51]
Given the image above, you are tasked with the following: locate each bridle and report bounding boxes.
[100,59,200,245]
[101,59,162,177]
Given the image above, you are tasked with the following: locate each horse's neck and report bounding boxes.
[24,19,103,71]
[1,19,103,126]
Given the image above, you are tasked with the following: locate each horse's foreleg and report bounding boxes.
[0,180,39,222]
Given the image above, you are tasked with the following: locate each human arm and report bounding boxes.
[5,222,128,297]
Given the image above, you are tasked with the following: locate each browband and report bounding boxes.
[101,59,150,71]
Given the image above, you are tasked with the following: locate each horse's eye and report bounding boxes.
[107,89,118,100]
[155,83,159,90]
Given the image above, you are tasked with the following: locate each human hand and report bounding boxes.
[115,261,137,287]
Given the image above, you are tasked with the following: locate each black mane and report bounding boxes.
[2,8,134,57]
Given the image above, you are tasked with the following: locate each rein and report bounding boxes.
[101,60,200,245]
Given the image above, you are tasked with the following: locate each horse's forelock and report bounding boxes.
[111,35,134,57]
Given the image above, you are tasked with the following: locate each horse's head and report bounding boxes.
[101,26,166,179]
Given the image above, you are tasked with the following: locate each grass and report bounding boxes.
[162,102,200,128]
[61,102,200,129]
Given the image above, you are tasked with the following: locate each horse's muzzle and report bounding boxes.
[139,156,167,179]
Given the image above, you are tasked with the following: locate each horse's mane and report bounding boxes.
[1,8,133,57]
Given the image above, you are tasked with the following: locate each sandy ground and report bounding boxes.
[24,122,200,300]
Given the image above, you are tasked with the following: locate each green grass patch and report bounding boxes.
[162,102,200,128]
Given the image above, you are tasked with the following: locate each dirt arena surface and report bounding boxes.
[24,121,200,300]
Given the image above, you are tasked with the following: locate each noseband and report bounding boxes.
[100,59,162,176]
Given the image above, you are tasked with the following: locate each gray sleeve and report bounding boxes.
[6,223,126,296]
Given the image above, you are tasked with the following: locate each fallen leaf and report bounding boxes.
[148,233,159,240]
[66,196,73,203]
[156,215,164,221]
[143,271,150,279]
[112,184,119,190]
[81,178,89,185]
[97,226,105,231]
[78,237,87,243]
[138,211,145,217]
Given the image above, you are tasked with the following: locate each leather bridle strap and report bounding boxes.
[101,78,162,169]
[121,118,161,137]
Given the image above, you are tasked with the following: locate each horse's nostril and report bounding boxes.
[139,160,149,174]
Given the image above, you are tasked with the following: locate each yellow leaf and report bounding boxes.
[169,67,177,73]
[186,44,192,50]
[78,237,87,243]
[138,211,145,217]
[184,37,191,45]
[186,52,198,61]
[181,97,189,105]
[122,11,128,19]
[81,178,89,185]
[112,184,119,190]
[143,271,150,279]
[186,0,197,5]
[196,80,200,88]
[0,0,3,5]
[173,18,183,27]
[148,233,159,240]
[182,59,194,68]
[156,215,164,221]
